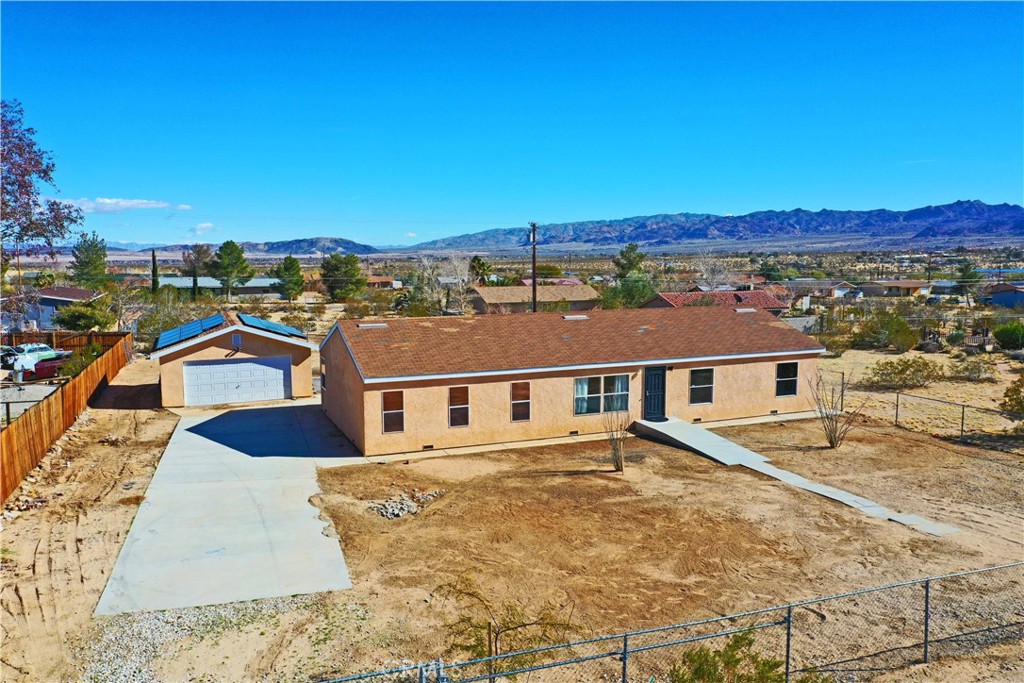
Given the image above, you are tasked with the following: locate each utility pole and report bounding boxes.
[529,222,538,313]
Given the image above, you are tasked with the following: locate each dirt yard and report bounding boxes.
[2,360,1021,681]
[0,359,180,681]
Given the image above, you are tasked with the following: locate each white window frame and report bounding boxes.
[574,374,629,416]
[511,381,531,423]
[775,362,799,397]
[449,386,470,428]
[382,391,404,434]
[689,367,715,405]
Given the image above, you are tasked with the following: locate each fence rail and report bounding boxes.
[0,332,133,502]
[320,562,1024,683]
[2,330,132,356]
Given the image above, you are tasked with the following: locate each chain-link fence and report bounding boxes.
[893,392,1024,456]
[320,562,1023,683]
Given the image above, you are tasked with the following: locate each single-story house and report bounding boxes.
[988,283,1024,309]
[641,291,788,316]
[319,307,825,456]
[928,280,959,296]
[857,280,932,298]
[150,311,316,407]
[520,277,586,287]
[0,286,104,331]
[470,284,601,314]
[157,276,283,298]
[366,275,403,289]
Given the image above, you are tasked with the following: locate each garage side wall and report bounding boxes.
[158,330,313,407]
[320,331,366,453]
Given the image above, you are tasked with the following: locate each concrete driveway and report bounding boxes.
[96,399,359,615]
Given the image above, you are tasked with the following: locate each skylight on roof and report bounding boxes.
[562,315,589,320]
[356,322,388,329]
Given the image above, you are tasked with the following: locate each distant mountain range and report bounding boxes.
[146,236,378,256]
[408,200,1024,253]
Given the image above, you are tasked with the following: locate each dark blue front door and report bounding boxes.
[643,366,667,421]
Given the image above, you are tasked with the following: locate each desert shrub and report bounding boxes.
[59,343,104,378]
[235,295,266,315]
[946,330,965,346]
[993,321,1024,350]
[309,301,327,319]
[852,310,918,353]
[668,630,833,683]
[819,335,852,357]
[280,311,308,331]
[865,356,945,390]
[948,357,998,382]
[1005,350,1024,362]
[1001,376,1024,418]
[915,340,943,354]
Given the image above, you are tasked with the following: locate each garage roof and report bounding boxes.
[150,311,315,359]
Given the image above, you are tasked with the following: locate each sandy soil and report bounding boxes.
[0,359,179,681]
[820,349,1024,448]
[3,363,1020,681]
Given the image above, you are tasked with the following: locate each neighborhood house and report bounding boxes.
[641,291,788,316]
[150,311,316,407]
[319,307,825,456]
[470,284,600,314]
[0,286,104,330]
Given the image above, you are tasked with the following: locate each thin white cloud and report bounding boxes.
[185,222,215,238]
[67,197,194,214]
[405,232,418,238]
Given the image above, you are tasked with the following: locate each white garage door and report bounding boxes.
[183,356,292,406]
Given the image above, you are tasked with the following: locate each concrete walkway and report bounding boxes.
[96,399,354,615]
[635,417,959,537]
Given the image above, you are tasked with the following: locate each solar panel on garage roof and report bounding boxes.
[237,313,307,339]
[153,313,225,351]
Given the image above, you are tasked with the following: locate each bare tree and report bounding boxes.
[414,255,472,315]
[809,373,865,448]
[694,247,732,291]
[106,280,149,331]
[603,409,632,472]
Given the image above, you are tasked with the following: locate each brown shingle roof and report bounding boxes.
[648,291,788,311]
[37,286,103,302]
[472,284,600,305]
[336,307,824,380]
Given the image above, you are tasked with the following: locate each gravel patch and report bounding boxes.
[80,595,318,683]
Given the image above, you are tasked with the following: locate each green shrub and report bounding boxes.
[1001,376,1024,418]
[58,343,104,378]
[668,630,832,683]
[947,357,998,383]
[852,311,918,353]
[865,356,945,390]
[820,335,852,357]
[993,321,1024,350]
[946,331,965,346]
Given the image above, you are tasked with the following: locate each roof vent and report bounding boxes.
[734,308,757,313]
[562,314,589,321]
[356,322,388,329]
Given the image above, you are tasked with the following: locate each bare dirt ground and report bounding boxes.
[3,362,1020,681]
[0,359,179,681]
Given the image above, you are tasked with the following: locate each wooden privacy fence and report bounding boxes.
[2,330,130,356]
[1,333,133,502]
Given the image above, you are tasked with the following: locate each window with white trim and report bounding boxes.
[776,362,799,397]
[511,382,530,422]
[449,386,470,427]
[689,368,714,405]
[574,375,629,415]
[382,391,404,433]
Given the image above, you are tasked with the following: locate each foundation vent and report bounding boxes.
[692,418,702,423]
[770,409,778,415]
[569,430,579,436]
[422,445,434,450]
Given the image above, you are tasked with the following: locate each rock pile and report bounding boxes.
[369,488,448,519]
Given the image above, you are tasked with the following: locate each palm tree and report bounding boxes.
[469,255,493,285]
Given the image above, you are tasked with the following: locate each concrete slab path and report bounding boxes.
[636,417,960,537]
[96,399,355,615]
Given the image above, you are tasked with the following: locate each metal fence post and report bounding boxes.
[840,371,845,412]
[418,663,428,683]
[960,405,966,437]
[621,633,629,683]
[895,392,901,427]
[923,580,932,663]
[4,402,10,427]
[785,605,793,682]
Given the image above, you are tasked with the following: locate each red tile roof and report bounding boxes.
[646,291,788,311]
[334,307,823,380]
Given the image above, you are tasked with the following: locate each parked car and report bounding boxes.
[1,343,73,370]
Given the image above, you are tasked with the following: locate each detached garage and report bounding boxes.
[151,312,317,408]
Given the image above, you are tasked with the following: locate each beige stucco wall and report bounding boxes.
[158,329,312,407]
[319,332,366,453]
[319,349,820,456]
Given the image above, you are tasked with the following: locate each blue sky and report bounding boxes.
[3,1,1022,246]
